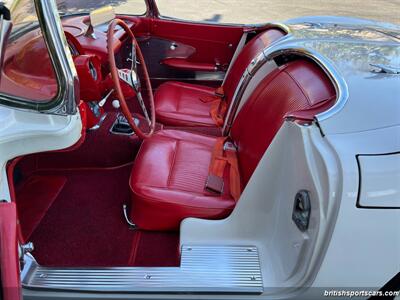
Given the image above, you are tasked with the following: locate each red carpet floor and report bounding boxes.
[17,175,67,240]
[17,165,180,267]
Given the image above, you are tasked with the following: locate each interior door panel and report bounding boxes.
[138,18,244,87]
[151,19,243,65]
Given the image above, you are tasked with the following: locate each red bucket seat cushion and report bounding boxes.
[130,130,235,230]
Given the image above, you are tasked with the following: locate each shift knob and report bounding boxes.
[112,99,120,109]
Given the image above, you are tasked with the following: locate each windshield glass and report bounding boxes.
[8,0,147,36]
[10,0,38,36]
[56,0,147,16]
[3,0,58,102]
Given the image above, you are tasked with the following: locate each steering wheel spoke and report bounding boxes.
[137,91,151,126]
[117,68,141,92]
[131,42,138,72]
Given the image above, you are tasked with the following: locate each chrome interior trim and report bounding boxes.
[263,22,292,34]
[36,0,79,115]
[221,35,293,135]
[88,113,107,131]
[22,245,263,294]
[0,15,12,72]
[222,69,252,134]
[222,52,267,135]
[109,113,140,136]
[151,73,225,81]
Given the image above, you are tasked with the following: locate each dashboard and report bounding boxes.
[63,15,137,103]
[0,14,139,105]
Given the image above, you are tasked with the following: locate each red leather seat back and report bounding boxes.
[231,59,336,186]
[223,29,286,106]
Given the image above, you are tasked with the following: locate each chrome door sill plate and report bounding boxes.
[22,245,263,294]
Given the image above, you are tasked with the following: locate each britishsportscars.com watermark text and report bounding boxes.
[324,289,400,298]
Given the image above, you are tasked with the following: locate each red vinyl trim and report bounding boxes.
[0,202,21,300]
[161,58,217,72]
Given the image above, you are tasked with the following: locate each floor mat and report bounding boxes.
[24,165,180,267]
[17,175,67,240]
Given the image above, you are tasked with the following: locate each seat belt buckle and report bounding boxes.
[224,141,237,152]
[205,174,224,195]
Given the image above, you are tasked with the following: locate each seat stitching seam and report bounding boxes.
[283,70,312,105]
[166,140,179,189]
[131,185,235,210]
[157,110,213,119]
[157,115,215,127]
[159,133,218,148]
[156,110,210,116]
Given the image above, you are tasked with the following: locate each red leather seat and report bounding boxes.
[130,59,336,230]
[154,81,217,127]
[154,28,286,127]
[130,130,235,230]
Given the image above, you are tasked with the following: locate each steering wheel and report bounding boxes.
[107,19,155,139]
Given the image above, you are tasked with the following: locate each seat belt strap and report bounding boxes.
[199,87,227,127]
[208,137,227,176]
[210,99,227,127]
[200,30,249,125]
[225,148,241,201]
[222,30,249,85]
[199,86,225,103]
[205,137,242,201]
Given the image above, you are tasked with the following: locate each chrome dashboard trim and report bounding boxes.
[22,245,263,294]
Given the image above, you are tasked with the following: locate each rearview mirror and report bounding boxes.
[86,6,115,39]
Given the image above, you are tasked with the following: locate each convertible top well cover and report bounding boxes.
[272,17,400,135]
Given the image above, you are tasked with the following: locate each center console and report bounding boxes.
[110,114,139,135]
